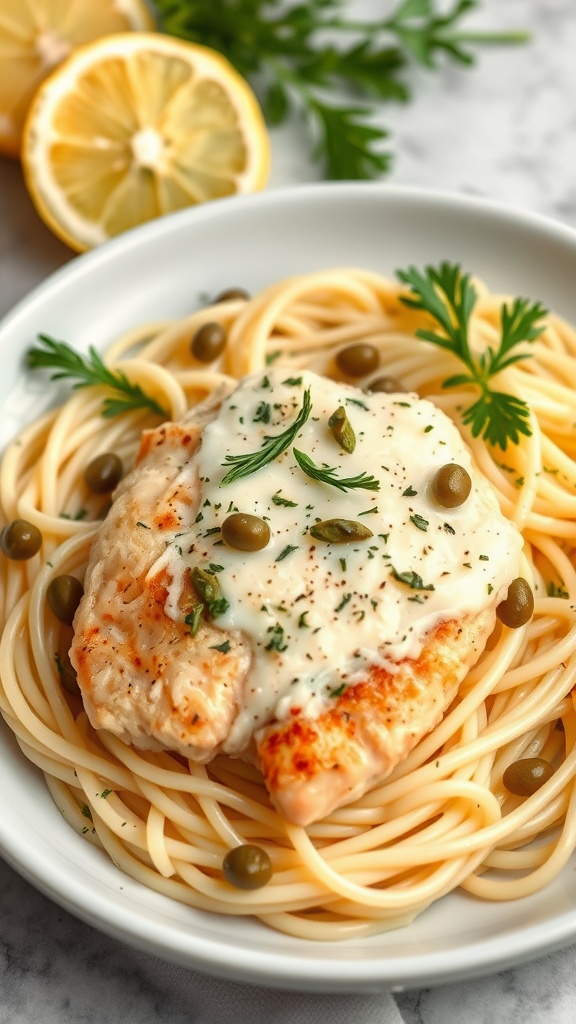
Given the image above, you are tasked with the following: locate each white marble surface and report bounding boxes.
[2,1,576,1021]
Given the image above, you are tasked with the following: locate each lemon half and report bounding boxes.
[22,32,271,250]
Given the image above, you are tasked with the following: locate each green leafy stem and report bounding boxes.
[28,335,168,419]
[397,262,547,449]
[152,0,529,180]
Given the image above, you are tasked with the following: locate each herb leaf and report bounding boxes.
[276,544,299,562]
[397,262,547,449]
[410,513,429,531]
[210,639,232,653]
[28,335,168,419]
[308,99,391,181]
[293,449,380,492]
[221,388,312,484]
[253,401,272,424]
[265,623,288,652]
[391,566,435,591]
[271,493,298,508]
[185,604,204,636]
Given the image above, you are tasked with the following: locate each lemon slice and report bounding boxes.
[0,0,154,157]
[22,32,271,251]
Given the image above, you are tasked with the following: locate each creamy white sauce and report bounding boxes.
[162,369,523,752]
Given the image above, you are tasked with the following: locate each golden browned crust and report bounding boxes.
[256,610,496,825]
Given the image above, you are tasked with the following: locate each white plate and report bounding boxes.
[2,183,576,993]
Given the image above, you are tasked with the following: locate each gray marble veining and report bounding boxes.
[2,2,576,1021]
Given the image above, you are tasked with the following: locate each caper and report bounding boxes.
[47,575,84,626]
[221,513,270,552]
[191,322,227,362]
[503,757,554,797]
[191,567,226,610]
[328,406,356,453]
[213,287,250,303]
[430,463,472,508]
[335,343,380,378]
[309,519,373,544]
[367,375,403,394]
[496,577,534,628]
[84,452,123,494]
[223,843,273,890]
[0,519,42,560]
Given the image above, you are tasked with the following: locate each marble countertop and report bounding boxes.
[2,1,576,1021]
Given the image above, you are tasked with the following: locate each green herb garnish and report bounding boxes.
[276,544,299,562]
[221,388,312,484]
[410,513,429,531]
[293,449,380,492]
[185,603,204,636]
[271,493,298,508]
[397,262,547,449]
[253,401,272,424]
[210,639,232,653]
[391,566,435,591]
[154,0,527,180]
[28,335,168,419]
[265,623,288,652]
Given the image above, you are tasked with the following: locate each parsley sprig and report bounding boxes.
[153,0,527,180]
[28,335,168,419]
[397,263,547,449]
[221,388,312,485]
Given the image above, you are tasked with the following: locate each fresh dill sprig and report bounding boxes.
[396,262,547,449]
[153,0,528,181]
[220,387,312,485]
[293,449,380,492]
[28,334,168,419]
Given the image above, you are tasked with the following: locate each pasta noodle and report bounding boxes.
[1,266,576,940]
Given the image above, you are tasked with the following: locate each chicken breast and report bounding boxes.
[71,392,252,760]
[70,369,523,825]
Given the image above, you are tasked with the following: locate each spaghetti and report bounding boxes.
[1,266,576,940]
